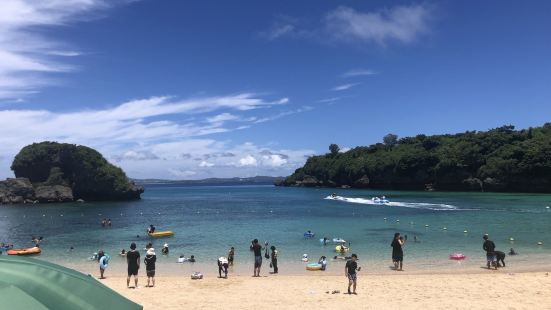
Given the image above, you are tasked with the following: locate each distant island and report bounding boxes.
[276,124,551,193]
[135,176,283,187]
[0,142,144,204]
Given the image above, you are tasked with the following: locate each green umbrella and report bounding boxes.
[0,255,142,310]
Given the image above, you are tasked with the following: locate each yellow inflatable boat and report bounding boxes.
[148,231,174,238]
[335,245,349,253]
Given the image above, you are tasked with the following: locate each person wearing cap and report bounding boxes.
[483,234,497,270]
[126,242,140,288]
[161,243,169,255]
[218,256,229,278]
[144,247,157,287]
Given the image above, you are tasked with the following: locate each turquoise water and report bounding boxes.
[1,185,550,275]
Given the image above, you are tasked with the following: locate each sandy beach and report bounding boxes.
[101,271,551,310]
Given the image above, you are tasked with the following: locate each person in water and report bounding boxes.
[148,224,156,234]
[161,243,169,255]
[98,250,109,279]
[188,255,196,263]
[107,219,112,227]
[483,234,497,270]
[391,232,405,271]
[509,248,517,255]
[270,246,278,274]
[218,257,229,278]
[228,247,235,266]
[322,237,328,246]
[126,243,140,288]
[250,239,263,277]
[345,254,361,294]
[144,248,157,287]
[119,249,126,256]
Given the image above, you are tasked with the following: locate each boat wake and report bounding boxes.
[324,195,459,211]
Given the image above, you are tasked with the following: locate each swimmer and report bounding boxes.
[508,248,518,255]
[188,255,196,263]
[228,247,235,266]
[322,237,328,246]
[161,243,169,255]
[119,249,126,256]
[413,235,420,243]
[147,224,156,234]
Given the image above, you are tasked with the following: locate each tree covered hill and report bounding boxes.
[277,124,551,193]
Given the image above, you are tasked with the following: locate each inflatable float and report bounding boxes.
[303,231,315,238]
[335,245,349,253]
[7,247,41,256]
[306,263,322,271]
[191,272,203,280]
[449,253,466,261]
[148,231,174,238]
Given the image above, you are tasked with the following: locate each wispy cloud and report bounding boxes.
[262,4,433,46]
[325,4,433,45]
[0,93,313,179]
[332,83,360,91]
[341,69,377,78]
[0,0,128,100]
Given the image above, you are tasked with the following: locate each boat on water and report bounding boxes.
[7,246,41,256]
[148,231,174,238]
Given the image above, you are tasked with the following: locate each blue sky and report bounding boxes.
[1,0,550,179]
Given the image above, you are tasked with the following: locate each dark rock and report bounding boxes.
[297,176,320,187]
[0,178,35,204]
[35,185,74,203]
[462,178,483,191]
[354,175,370,188]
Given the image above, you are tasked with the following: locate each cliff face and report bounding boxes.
[278,124,551,193]
[1,142,144,204]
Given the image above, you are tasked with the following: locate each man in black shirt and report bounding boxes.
[250,239,262,277]
[483,234,497,270]
[345,254,361,294]
[126,242,141,288]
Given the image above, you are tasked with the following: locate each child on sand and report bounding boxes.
[345,254,361,294]
[98,250,109,279]
[270,246,278,274]
[144,247,156,287]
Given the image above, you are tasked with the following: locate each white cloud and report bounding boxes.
[0,0,127,100]
[332,83,360,91]
[263,4,433,47]
[341,69,377,78]
[239,155,258,167]
[325,5,432,45]
[199,161,214,168]
[0,93,314,179]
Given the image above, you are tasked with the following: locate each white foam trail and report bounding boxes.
[324,195,459,211]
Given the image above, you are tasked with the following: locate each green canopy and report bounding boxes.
[0,255,142,310]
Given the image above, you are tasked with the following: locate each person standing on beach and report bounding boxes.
[144,247,156,287]
[126,242,140,288]
[391,232,405,271]
[228,247,235,266]
[483,234,497,270]
[270,245,278,274]
[250,239,262,277]
[345,254,361,294]
[98,250,109,279]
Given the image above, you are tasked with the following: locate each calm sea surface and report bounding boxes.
[1,185,550,275]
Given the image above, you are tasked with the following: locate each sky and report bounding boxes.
[1,0,550,180]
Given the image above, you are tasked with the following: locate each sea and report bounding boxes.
[1,185,550,276]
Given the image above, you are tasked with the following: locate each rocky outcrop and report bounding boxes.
[0,178,75,204]
[2,142,144,204]
[0,178,36,204]
[35,185,74,203]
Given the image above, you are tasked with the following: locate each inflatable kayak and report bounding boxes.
[7,247,41,256]
[449,253,466,260]
[148,231,174,238]
[306,263,322,271]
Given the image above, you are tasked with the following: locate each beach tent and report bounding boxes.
[0,255,142,310]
